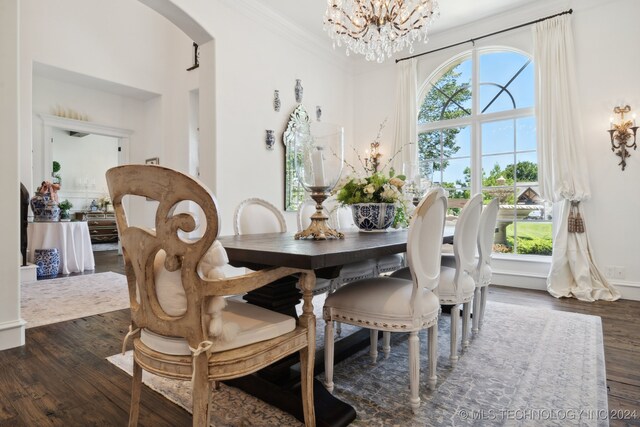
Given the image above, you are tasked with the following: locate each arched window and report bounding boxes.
[417,48,551,256]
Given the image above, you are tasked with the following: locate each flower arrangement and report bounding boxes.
[99,195,111,211]
[334,120,415,228]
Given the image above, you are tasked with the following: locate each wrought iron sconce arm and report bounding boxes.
[608,105,638,171]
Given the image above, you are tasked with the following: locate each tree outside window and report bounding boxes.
[417,49,552,255]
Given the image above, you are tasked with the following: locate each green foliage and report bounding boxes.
[58,199,73,211]
[418,66,472,175]
[506,222,553,255]
[336,171,406,205]
[52,161,61,173]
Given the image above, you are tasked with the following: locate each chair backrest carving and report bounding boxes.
[233,198,286,235]
[406,188,447,304]
[453,193,483,294]
[106,165,219,348]
[477,198,499,285]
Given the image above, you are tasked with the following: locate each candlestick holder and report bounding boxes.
[293,122,344,240]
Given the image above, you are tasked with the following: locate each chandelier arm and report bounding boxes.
[330,20,370,38]
[333,6,368,31]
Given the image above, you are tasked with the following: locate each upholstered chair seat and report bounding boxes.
[375,253,405,275]
[323,188,447,413]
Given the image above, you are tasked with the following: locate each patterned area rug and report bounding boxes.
[22,272,129,329]
[108,298,608,427]
[92,242,120,252]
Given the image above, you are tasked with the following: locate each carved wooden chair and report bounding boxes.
[106,165,316,427]
[324,188,447,413]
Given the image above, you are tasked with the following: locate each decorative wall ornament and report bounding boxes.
[266,130,275,149]
[273,90,281,112]
[608,105,638,171]
[187,42,200,71]
[295,79,304,103]
[316,105,322,122]
[283,104,310,211]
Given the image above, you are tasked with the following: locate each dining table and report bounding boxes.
[217,226,454,427]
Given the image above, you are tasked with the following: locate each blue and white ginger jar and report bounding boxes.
[30,192,60,222]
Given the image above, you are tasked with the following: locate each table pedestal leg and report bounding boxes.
[229,275,357,427]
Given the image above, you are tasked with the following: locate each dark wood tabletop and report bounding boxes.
[218,230,410,270]
[218,226,455,271]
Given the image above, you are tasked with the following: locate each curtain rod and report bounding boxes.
[395,9,573,63]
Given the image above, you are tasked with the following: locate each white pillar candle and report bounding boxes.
[311,147,326,187]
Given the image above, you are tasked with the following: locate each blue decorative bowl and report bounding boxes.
[34,248,60,278]
[350,203,396,231]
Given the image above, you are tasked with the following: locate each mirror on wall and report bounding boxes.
[282,104,309,211]
[51,128,119,213]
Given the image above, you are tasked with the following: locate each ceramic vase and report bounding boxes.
[30,193,60,222]
[351,203,396,231]
[34,248,60,278]
[295,79,303,103]
[273,90,281,112]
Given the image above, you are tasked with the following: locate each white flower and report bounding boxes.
[364,184,376,194]
[380,184,401,201]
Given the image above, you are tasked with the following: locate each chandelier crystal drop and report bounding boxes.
[324,0,440,63]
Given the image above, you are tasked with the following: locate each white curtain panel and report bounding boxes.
[533,16,620,301]
[392,58,418,176]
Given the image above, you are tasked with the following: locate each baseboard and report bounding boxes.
[492,270,547,290]
[0,319,26,351]
[611,280,640,301]
[20,263,37,284]
[492,271,640,301]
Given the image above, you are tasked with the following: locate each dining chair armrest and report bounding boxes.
[201,266,311,297]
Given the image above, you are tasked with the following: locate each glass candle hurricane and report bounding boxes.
[294,122,344,240]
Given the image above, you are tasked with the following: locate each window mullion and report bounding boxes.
[471,47,481,195]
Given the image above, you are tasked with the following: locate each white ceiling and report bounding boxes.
[261,0,543,42]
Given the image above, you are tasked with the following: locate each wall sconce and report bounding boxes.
[364,140,382,173]
[608,105,637,171]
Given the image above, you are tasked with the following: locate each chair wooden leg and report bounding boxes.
[128,357,142,427]
[427,323,437,390]
[299,346,316,427]
[324,320,335,393]
[408,331,420,414]
[382,331,391,359]
[472,287,481,334]
[369,329,378,364]
[191,354,211,427]
[450,304,459,366]
[480,286,488,330]
[462,302,471,349]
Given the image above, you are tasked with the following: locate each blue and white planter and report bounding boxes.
[34,248,60,278]
[351,203,396,231]
[30,192,60,222]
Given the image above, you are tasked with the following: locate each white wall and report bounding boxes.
[20,0,195,192]
[0,0,24,351]
[351,0,640,299]
[170,0,354,234]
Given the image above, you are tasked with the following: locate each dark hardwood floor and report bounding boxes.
[3,251,638,426]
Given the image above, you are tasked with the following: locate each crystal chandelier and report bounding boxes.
[324,0,440,63]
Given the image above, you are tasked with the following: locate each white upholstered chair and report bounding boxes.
[233,198,287,235]
[332,205,403,277]
[106,165,316,426]
[392,193,482,366]
[472,198,499,333]
[323,188,447,413]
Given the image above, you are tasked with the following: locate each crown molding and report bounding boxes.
[219,0,352,72]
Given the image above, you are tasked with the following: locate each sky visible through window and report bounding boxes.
[427,51,535,188]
